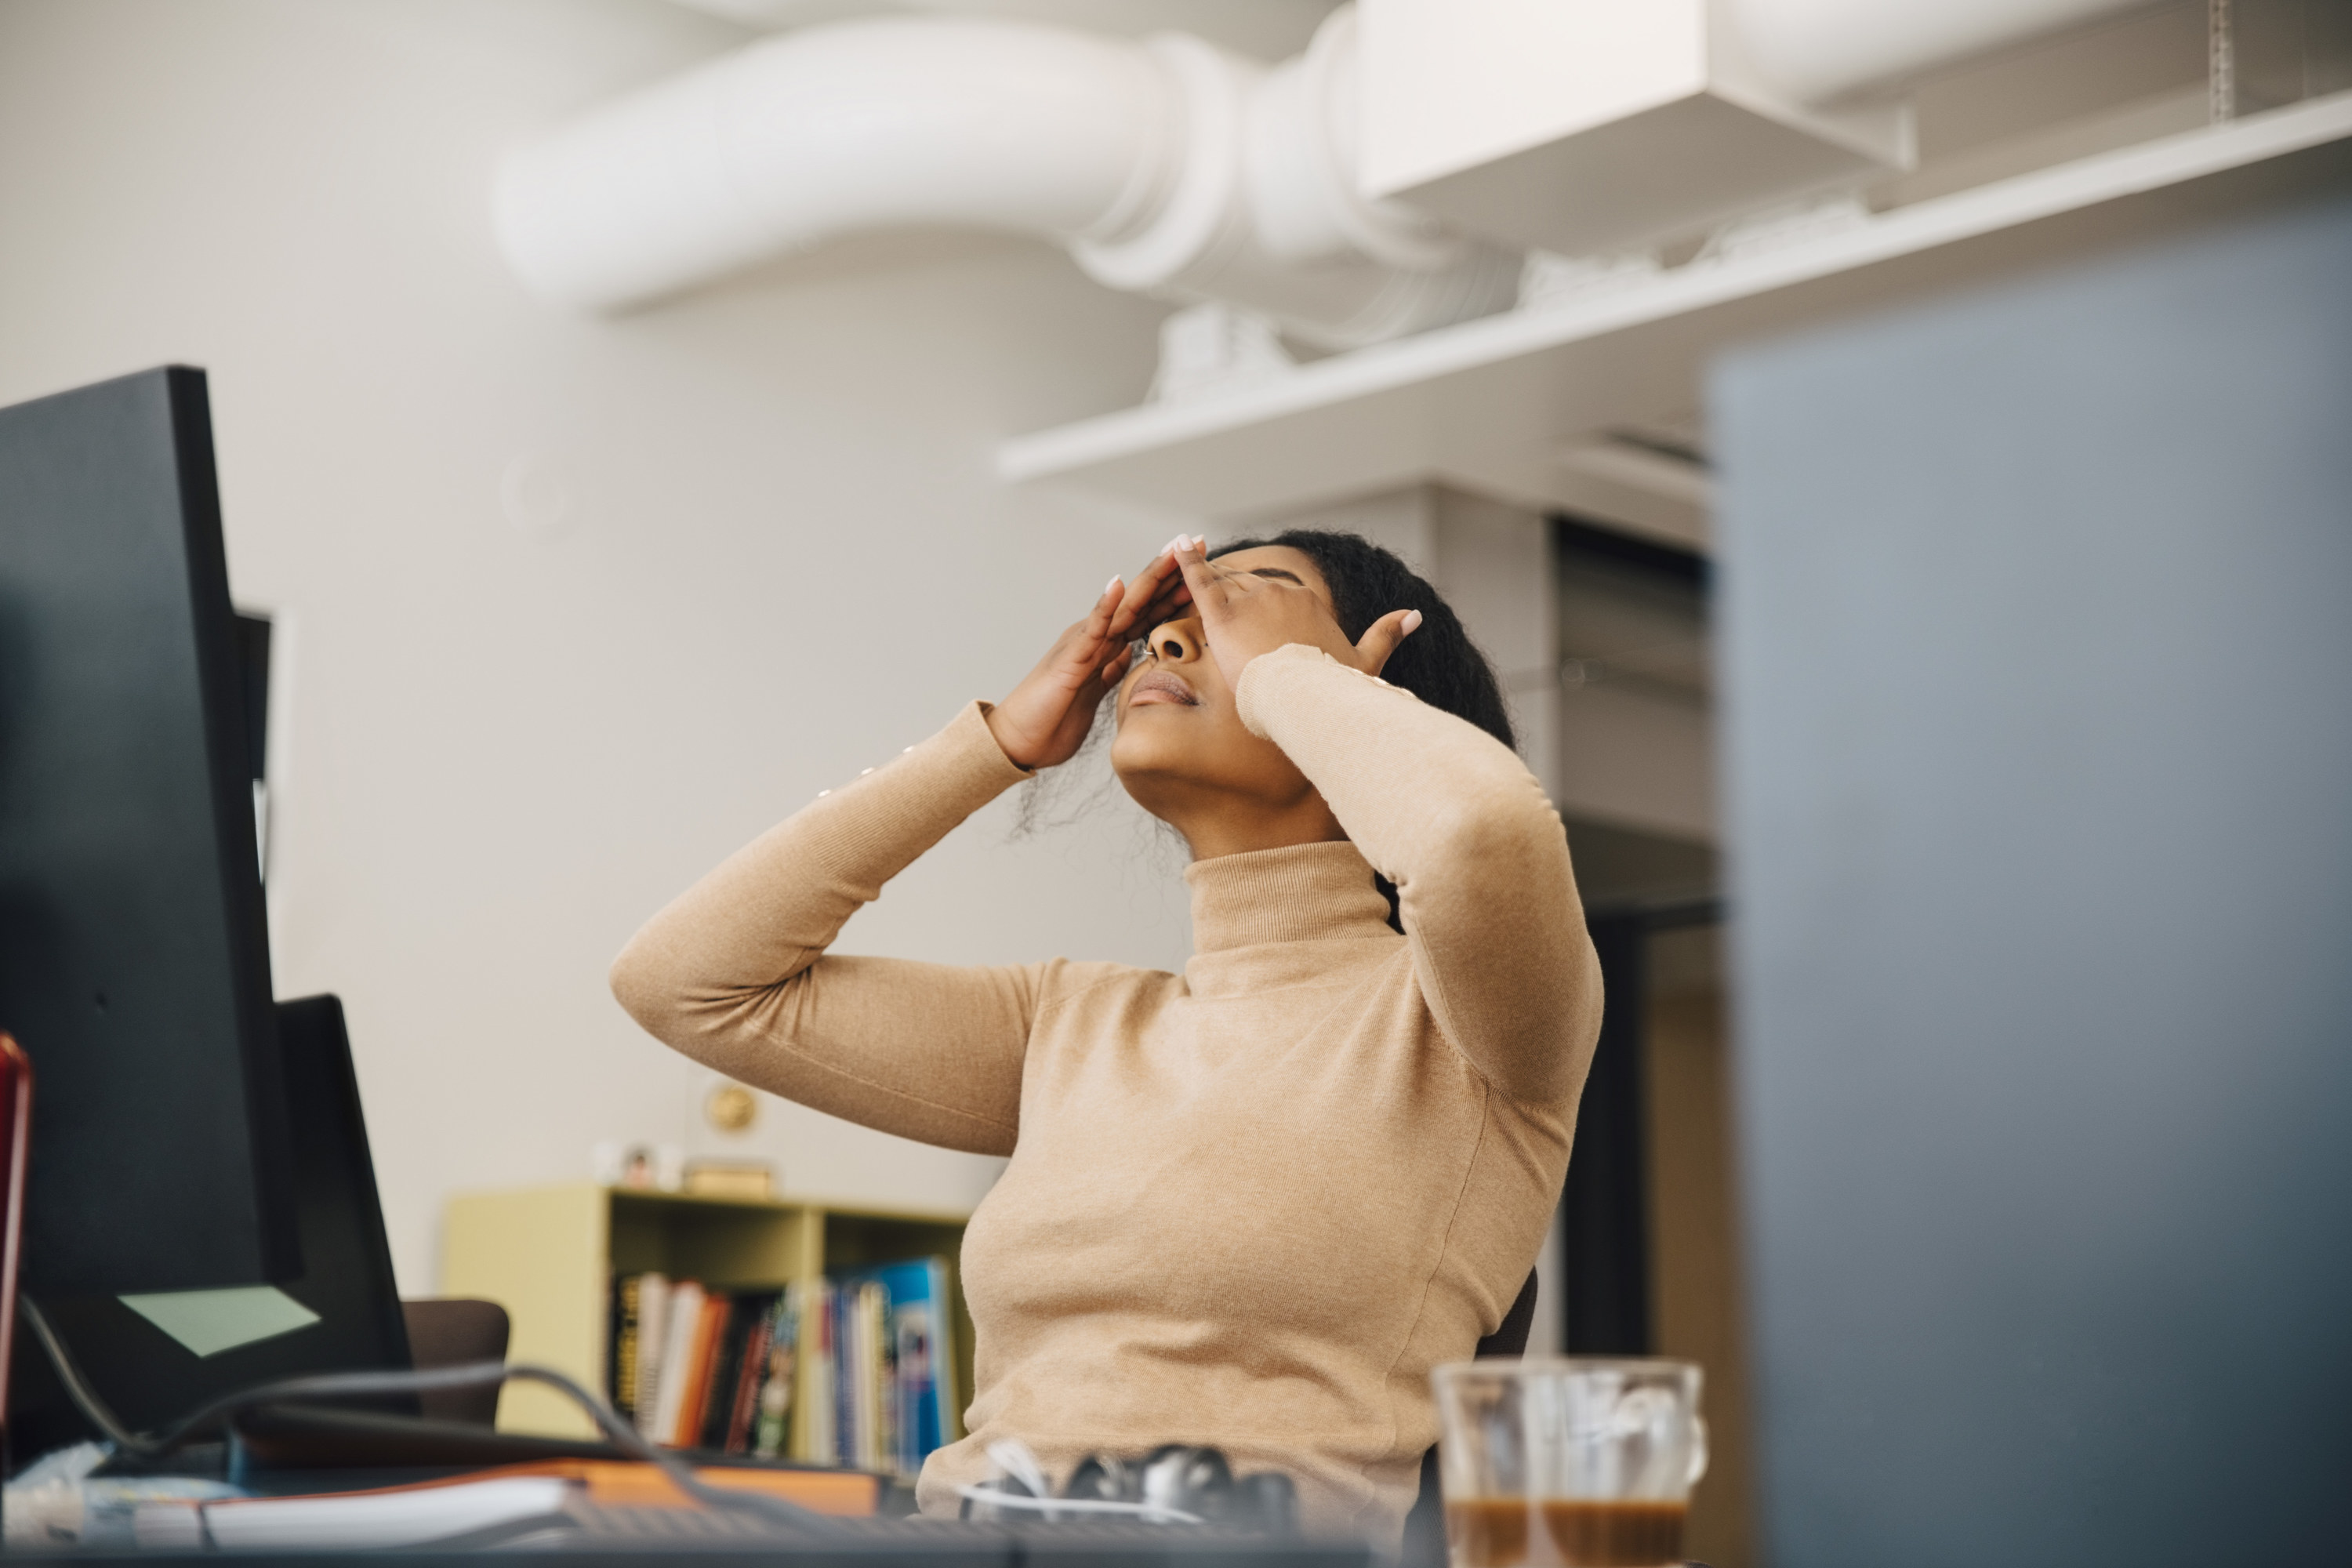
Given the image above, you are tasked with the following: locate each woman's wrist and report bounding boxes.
[980,702,1041,772]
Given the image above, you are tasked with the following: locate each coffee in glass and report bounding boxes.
[1432,1359,1707,1568]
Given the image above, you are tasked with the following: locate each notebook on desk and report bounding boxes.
[136,1459,880,1552]
[125,1457,1369,1565]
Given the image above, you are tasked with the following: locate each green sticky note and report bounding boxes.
[118,1286,321,1358]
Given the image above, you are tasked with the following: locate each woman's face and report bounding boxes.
[1109,545,1338,839]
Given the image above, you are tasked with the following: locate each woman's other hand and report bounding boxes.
[986,538,1196,770]
[1171,536,1421,691]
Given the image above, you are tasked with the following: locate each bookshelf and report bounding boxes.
[441,1182,972,1450]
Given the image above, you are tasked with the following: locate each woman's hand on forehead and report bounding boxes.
[982,535,1197,771]
[1172,537,1421,690]
[1112,534,1195,641]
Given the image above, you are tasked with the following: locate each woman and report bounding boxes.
[612,531,1602,1541]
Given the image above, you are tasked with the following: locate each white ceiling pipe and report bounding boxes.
[1243,8,1461,274]
[503,0,2161,345]
[1070,14,1518,347]
[494,19,1178,314]
[494,7,1517,349]
[1722,0,2170,103]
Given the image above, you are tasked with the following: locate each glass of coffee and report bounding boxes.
[1432,1359,1707,1568]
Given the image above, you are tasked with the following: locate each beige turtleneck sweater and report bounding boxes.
[611,643,1602,1541]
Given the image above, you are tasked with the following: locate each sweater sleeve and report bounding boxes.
[609,701,1041,1156]
[1235,644,1603,1104]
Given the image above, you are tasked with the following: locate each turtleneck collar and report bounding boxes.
[1183,840,1396,956]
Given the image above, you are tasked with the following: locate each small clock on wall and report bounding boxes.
[704,1081,757,1134]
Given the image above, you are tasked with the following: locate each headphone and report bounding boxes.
[960,1441,1298,1533]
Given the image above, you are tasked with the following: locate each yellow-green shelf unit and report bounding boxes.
[442,1181,971,1451]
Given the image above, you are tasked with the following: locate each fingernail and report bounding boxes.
[1403,609,1424,634]
[1191,534,1208,550]
[1106,575,1123,595]
[1162,535,1185,556]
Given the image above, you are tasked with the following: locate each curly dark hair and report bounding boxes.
[1208,529,1516,752]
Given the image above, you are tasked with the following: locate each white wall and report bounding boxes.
[0,0,1201,1293]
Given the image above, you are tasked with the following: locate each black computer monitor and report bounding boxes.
[6,996,415,1459]
[0,366,299,1295]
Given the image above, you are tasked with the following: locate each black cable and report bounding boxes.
[19,1297,146,1453]
[19,1298,847,1538]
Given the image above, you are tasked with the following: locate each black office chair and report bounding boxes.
[1397,1269,1537,1568]
[399,1298,511,1426]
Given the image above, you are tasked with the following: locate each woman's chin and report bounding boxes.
[1109,732,1163,779]
[1110,735,1208,797]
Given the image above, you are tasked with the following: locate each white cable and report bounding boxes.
[983,1438,1055,1501]
[953,1484,1205,1526]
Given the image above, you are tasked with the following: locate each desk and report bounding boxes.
[12,1516,1375,1568]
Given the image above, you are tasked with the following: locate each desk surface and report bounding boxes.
[15,1512,1377,1568]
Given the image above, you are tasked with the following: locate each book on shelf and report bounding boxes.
[608,1273,644,1427]
[623,1272,671,1438]
[750,1289,798,1459]
[648,1278,706,1446]
[680,1288,731,1446]
[699,1290,778,1452]
[836,1258,957,1479]
[603,1258,958,1477]
[799,1279,834,1465]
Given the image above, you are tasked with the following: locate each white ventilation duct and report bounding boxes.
[1723,0,2166,102]
[494,7,1517,349]
[498,0,2176,347]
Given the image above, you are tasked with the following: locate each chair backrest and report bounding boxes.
[1400,1269,1539,1566]
[399,1298,511,1426]
[1474,1269,1540,1361]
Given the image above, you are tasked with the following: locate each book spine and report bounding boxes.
[799,1285,818,1465]
[651,1279,703,1446]
[677,1290,728,1448]
[699,1295,747,1453]
[753,1290,796,1460]
[815,1283,837,1465]
[724,1300,774,1454]
[609,1274,637,1419]
[720,1293,771,1452]
[893,1296,934,1475]
[632,1273,672,1440]
[835,1288,851,1470]
[870,1283,896,1476]
[844,1286,862,1471]
[722,1317,764,1454]
[841,1285,865,1471]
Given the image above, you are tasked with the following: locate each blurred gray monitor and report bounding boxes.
[1713,192,2352,1563]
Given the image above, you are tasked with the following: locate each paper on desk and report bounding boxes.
[134,1475,574,1551]
[4,1457,242,1552]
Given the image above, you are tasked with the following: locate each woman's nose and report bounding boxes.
[1148,617,1203,665]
